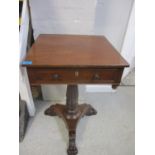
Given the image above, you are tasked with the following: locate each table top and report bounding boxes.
[23,34,129,68]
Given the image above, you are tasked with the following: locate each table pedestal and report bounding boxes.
[45,85,97,155]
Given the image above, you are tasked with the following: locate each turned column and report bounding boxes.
[66,85,79,155]
[66,85,78,115]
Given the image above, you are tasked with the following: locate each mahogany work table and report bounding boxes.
[22,34,129,155]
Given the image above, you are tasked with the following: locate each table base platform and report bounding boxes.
[44,85,97,155]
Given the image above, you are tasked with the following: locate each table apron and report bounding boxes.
[27,68,124,85]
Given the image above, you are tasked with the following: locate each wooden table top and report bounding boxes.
[23,34,129,68]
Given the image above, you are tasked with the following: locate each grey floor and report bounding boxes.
[19,86,135,155]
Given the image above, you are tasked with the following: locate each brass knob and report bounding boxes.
[93,73,101,80]
[52,74,61,80]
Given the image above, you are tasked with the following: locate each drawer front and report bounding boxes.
[27,68,123,85]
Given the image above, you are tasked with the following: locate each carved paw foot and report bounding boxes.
[67,131,78,155]
[44,106,57,116]
[67,146,78,155]
[85,105,97,116]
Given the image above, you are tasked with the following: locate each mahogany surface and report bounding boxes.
[23,34,129,68]
[22,34,129,155]
[27,68,123,85]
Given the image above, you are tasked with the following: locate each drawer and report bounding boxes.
[27,68,123,85]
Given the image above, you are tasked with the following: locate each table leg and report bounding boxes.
[112,84,119,89]
[45,85,97,155]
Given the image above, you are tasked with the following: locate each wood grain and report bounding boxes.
[23,34,129,68]
[27,68,123,85]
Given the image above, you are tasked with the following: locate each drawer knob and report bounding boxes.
[93,73,101,80]
[52,74,61,80]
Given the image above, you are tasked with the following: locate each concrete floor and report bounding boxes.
[19,86,135,155]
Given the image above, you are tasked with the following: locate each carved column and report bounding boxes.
[66,85,78,115]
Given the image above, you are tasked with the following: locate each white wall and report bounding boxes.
[29,0,134,101]
[121,2,135,78]
[30,0,134,50]
[94,0,134,50]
